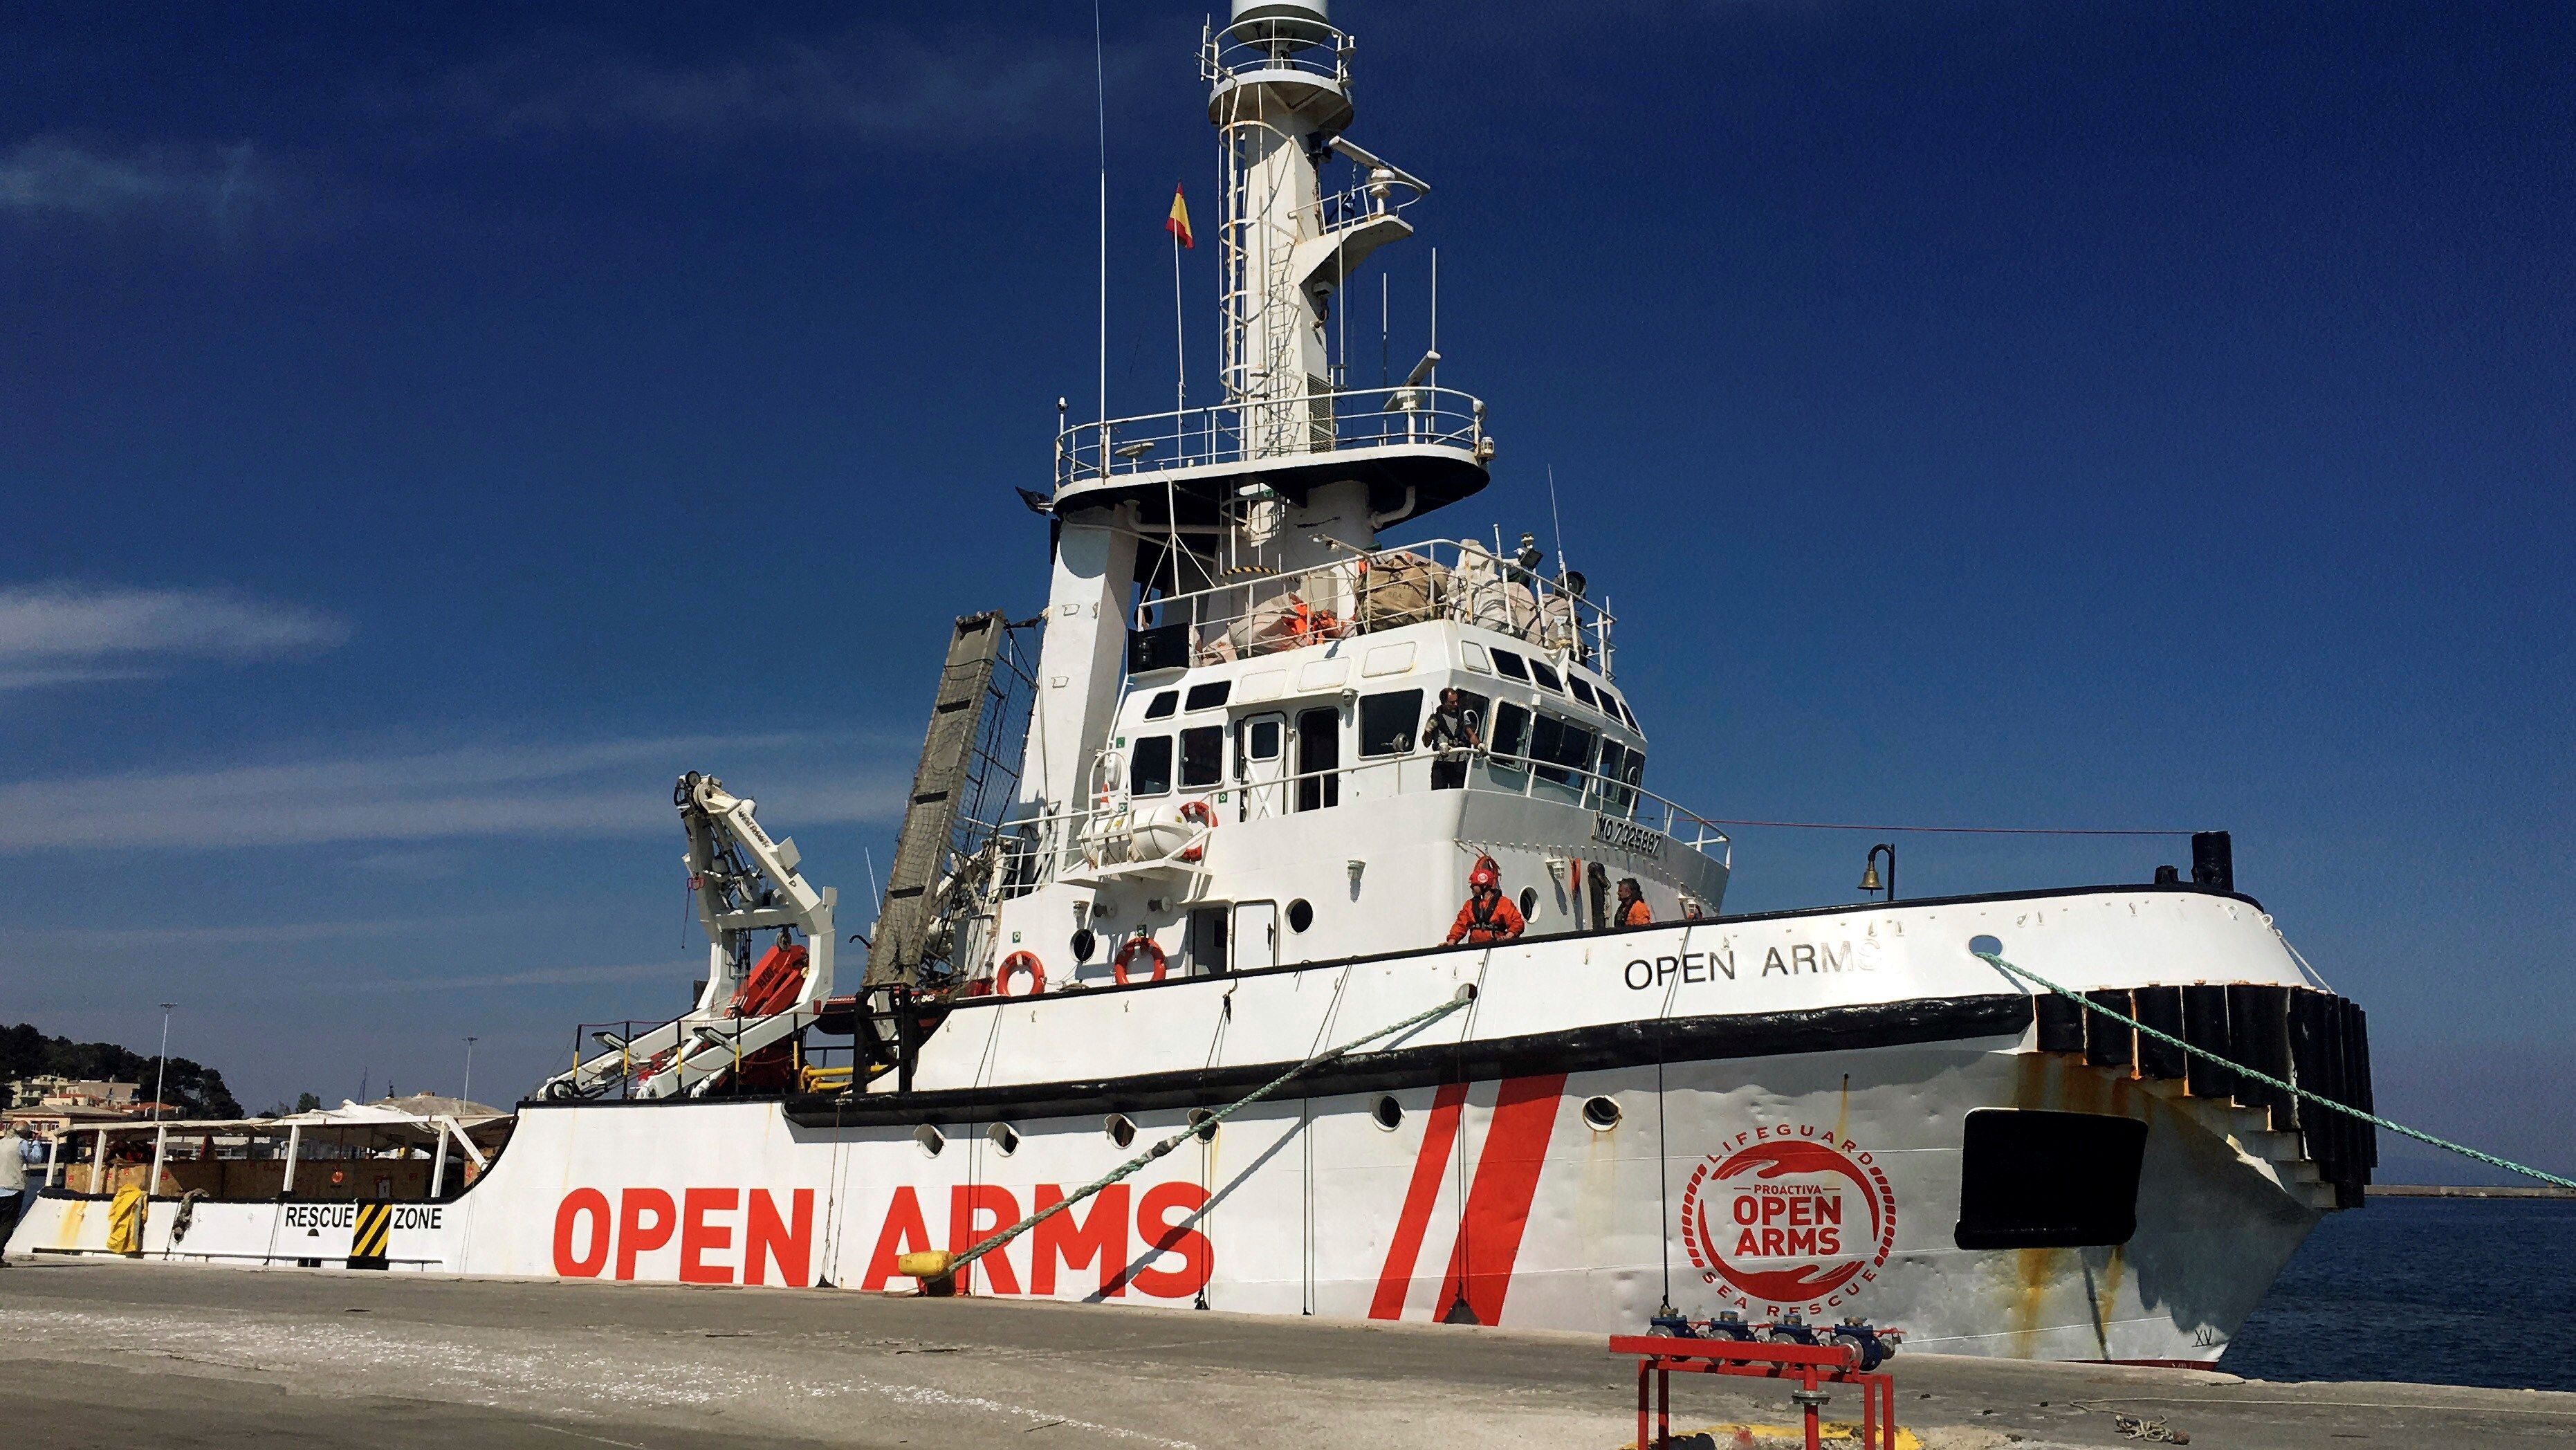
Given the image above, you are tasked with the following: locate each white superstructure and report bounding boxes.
[8,1,2378,1368]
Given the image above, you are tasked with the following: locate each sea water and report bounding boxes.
[2222,1196,2576,1391]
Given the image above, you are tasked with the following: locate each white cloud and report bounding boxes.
[0,136,270,224]
[439,28,1114,147]
[0,733,908,853]
[0,582,351,688]
[351,960,697,993]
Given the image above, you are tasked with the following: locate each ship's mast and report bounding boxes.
[1207,1,1415,459]
[1015,1,1465,834]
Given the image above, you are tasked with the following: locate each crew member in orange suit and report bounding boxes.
[1614,877,1653,927]
[1445,862,1526,946]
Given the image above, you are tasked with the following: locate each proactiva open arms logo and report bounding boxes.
[1680,1126,1897,1314]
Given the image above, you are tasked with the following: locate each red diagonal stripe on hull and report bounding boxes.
[1433,1073,1567,1327]
[1368,1081,1468,1320]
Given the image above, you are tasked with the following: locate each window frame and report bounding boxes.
[1143,690,1179,721]
[1179,724,1225,789]
[1490,648,1531,681]
[1130,735,1175,797]
[1357,688,1425,759]
[1184,680,1231,712]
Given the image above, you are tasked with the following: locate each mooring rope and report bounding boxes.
[928,987,1478,1281]
[1974,950,2576,1191]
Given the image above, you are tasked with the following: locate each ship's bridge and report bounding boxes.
[985,535,1733,981]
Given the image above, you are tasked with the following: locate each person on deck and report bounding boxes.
[1445,862,1526,946]
[0,1122,37,1258]
[1614,877,1652,928]
[1422,688,1481,790]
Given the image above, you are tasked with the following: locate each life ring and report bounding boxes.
[997,952,1047,997]
[1112,935,1168,985]
[1176,798,1218,862]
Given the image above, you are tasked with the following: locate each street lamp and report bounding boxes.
[1859,844,1897,904]
[152,1003,176,1121]
[463,1037,477,1106]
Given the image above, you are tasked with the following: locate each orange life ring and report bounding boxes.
[1112,935,1168,985]
[997,951,1047,997]
[1176,798,1218,861]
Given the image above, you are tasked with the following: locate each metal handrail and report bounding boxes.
[997,745,1729,894]
[1130,535,1614,672]
[1056,384,1487,488]
[1203,21,1350,90]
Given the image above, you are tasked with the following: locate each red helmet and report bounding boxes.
[1470,865,1500,889]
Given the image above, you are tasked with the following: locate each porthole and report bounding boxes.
[1371,1095,1403,1131]
[1186,1108,1219,1142]
[1969,934,2003,958]
[1071,927,1097,962]
[1287,899,1314,933]
[987,1123,1020,1155]
[914,1124,946,1157]
[1104,1113,1137,1149]
[1581,1096,1622,1131]
[1520,887,1539,920]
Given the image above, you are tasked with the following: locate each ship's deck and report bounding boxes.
[3,1259,2564,1449]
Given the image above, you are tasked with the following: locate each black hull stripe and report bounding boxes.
[773,993,2034,1130]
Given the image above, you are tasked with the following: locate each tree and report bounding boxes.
[295,1092,322,1113]
[0,1022,244,1119]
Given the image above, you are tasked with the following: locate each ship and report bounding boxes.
[8,1,2376,1366]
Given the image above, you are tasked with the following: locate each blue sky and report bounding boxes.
[2,3,2566,1179]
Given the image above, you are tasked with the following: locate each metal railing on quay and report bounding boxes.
[1054,385,1486,488]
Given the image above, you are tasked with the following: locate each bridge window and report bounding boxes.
[1132,735,1173,796]
[1598,740,1633,811]
[1359,689,1424,757]
[1454,689,1491,744]
[1529,713,1594,787]
[1491,648,1531,681]
[1185,680,1231,712]
[1144,690,1179,720]
[1953,1109,2146,1249]
[1570,677,1599,709]
[1529,660,1565,694]
[1180,725,1224,789]
[1491,700,1531,763]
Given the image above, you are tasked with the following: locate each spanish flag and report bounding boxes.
[1166,185,1193,249]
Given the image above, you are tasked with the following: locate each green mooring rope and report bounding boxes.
[937,989,1477,1278]
[1974,950,2576,1192]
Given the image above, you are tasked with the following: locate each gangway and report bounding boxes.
[865,611,1038,990]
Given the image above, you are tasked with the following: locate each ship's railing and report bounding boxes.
[993,747,1728,896]
[1129,536,1614,675]
[1202,17,1351,92]
[1056,385,1487,489]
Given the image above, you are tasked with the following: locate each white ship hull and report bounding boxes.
[9,886,2353,1366]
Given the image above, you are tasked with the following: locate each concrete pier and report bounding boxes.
[3,1260,2568,1449]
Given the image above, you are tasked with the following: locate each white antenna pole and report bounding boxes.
[1429,246,1438,387]
[1548,465,1567,579]
[1094,1,1109,468]
[1172,212,1186,416]
[1379,272,1389,386]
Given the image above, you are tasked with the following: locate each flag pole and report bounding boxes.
[1172,222,1186,417]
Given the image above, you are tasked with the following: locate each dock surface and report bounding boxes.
[4,1260,2569,1449]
